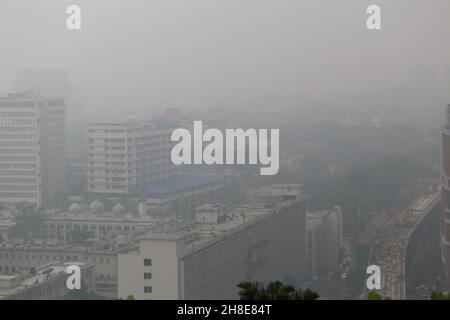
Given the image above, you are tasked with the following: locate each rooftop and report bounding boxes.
[0,92,63,108]
[132,174,223,196]
[0,261,91,299]
[47,211,158,223]
[133,185,304,254]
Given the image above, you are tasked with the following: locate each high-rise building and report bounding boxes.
[87,121,176,194]
[0,92,66,208]
[441,104,450,286]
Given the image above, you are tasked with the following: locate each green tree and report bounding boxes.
[430,292,450,300]
[367,290,391,300]
[237,282,261,300]
[237,281,319,300]
[297,288,320,300]
[13,204,45,241]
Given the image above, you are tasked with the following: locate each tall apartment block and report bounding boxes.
[441,104,450,286]
[0,92,65,208]
[87,121,176,194]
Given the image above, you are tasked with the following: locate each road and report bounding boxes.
[367,191,440,299]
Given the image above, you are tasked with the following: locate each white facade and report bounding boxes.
[118,237,182,299]
[87,121,176,194]
[0,92,65,207]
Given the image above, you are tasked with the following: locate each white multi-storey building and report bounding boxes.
[0,92,65,208]
[87,121,176,194]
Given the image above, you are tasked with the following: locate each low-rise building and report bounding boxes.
[0,261,94,300]
[0,243,119,299]
[45,207,159,245]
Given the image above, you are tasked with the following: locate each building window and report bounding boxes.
[143,259,152,267]
[144,272,152,280]
[144,286,152,293]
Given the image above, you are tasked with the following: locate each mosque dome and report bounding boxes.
[89,199,105,213]
[112,203,126,213]
[68,202,82,213]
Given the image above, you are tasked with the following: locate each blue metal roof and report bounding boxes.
[132,174,223,196]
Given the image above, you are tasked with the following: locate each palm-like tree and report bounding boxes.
[264,281,296,300]
[295,288,320,300]
[237,282,262,300]
[237,281,319,300]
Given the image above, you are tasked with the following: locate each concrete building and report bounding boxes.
[117,184,306,300]
[441,104,450,286]
[44,206,160,245]
[0,92,65,208]
[0,261,94,300]
[0,243,119,298]
[87,121,176,195]
[306,206,343,279]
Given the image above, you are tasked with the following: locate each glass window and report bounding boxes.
[144,259,152,266]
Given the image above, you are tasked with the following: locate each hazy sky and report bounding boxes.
[1,0,450,119]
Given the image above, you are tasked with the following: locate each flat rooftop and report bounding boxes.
[0,261,90,299]
[0,92,63,107]
[135,191,303,253]
[47,211,158,223]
